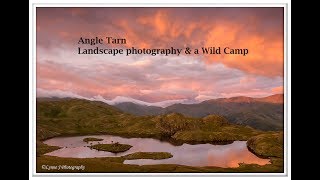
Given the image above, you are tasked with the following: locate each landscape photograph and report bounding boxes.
[36,7,284,173]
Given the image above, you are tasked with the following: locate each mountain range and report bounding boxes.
[37,94,283,131]
[115,94,283,131]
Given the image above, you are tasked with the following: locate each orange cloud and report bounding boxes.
[37,8,284,78]
[134,10,284,77]
[272,86,284,94]
[36,8,284,101]
[138,10,168,36]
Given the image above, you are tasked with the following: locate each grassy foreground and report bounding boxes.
[36,98,284,173]
[37,154,282,173]
[247,132,284,158]
[36,140,61,157]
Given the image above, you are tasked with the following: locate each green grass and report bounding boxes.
[172,123,261,143]
[36,141,61,157]
[173,131,242,142]
[83,137,103,143]
[91,143,132,153]
[247,131,283,158]
[123,152,173,160]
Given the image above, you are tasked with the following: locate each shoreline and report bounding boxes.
[37,132,283,173]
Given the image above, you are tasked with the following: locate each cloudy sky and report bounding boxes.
[36,8,284,106]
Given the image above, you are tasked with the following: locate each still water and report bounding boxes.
[43,135,270,168]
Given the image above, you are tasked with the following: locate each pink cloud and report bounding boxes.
[36,8,284,102]
[37,8,284,77]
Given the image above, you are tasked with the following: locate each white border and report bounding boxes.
[29,1,291,179]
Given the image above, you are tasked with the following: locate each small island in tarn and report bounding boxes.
[123,152,173,160]
[91,142,132,153]
[83,137,104,143]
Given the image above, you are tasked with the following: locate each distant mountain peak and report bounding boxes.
[203,94,283,104]
[38,88,283,107]
[257,94,284,104]
[109,96,190,108]
[217,96,255,103]
[36,88,189,108]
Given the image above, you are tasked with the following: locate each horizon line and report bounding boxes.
[36,93,284,107]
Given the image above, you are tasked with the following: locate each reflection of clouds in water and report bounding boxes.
[206,143,270,167]
[47,146,117,158]
[44,135,270,167]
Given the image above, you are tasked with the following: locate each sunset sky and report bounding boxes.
[37,8,284,106]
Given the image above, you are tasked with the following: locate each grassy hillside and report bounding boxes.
[36,98,263,142]
[152,114,261,143]
[115,102,164,116]
[36,98,163,140]
[166,101,283,131]
[115,95,284,131]
[247,132,284,158]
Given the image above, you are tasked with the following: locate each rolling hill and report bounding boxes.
[114,102,165,116]
[36,98,264,142]
[115,94,284,131]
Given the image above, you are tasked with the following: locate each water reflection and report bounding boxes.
[44,135,270,168]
